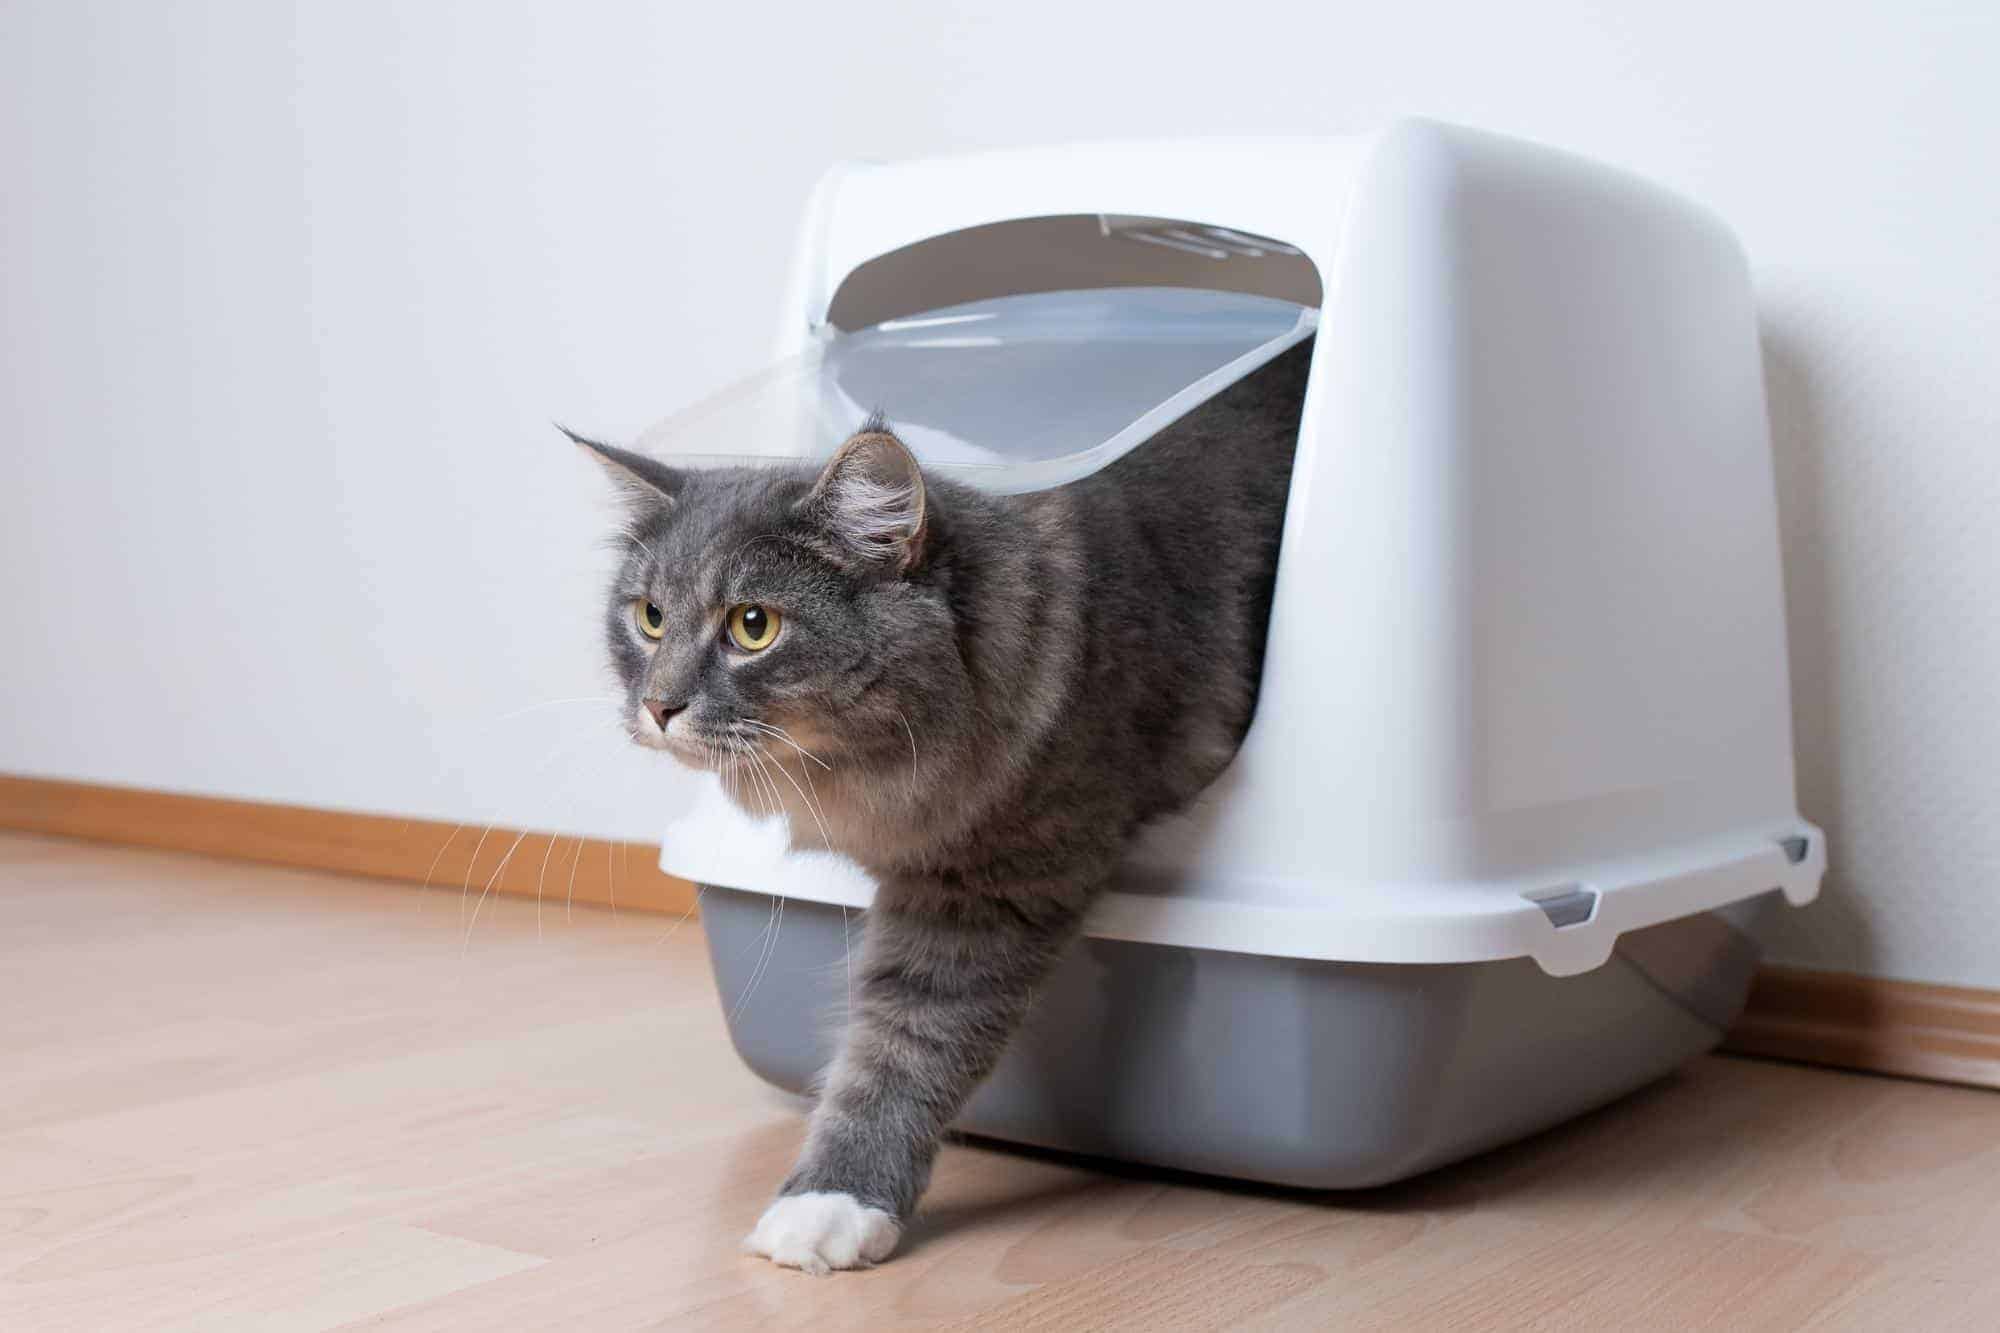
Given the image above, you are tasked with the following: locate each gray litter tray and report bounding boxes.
[703,887,1778,1189]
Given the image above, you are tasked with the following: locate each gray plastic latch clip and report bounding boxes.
[1526,885,1599,929]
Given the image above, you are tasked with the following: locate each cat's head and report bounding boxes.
[571,424,953,777]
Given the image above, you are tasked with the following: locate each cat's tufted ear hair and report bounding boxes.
[803,421,928,574]
[559,424,684,508]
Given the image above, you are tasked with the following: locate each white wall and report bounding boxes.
[3,2,1994,986]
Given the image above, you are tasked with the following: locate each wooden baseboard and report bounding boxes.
[1722,965,2000,1091]
[0,773,698,917]
[4,774,1996,1091]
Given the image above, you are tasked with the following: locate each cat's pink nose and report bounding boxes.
[643,698,686,730]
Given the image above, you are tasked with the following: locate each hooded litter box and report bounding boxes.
[642,119,1824,1189]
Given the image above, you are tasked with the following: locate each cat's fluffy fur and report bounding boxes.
[579,339,1309,1270]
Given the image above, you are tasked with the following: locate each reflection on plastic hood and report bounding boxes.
[634,287,1317,494]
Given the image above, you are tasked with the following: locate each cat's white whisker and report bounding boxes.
[765,894,786,998]
[737,747,764,818]
[618,531,653,564]
[564,834,584,923]
[492,695,623,724]
[419,822,466,907]
[788,736,833,844]
[762,742,833,851]
[741,892,786,1020]
[441,725,600,925]
[533,828,560,939]
[756,753,786,823]
[730,890,784,1023]
[743,720,832,771]
[460,821,500,925]
[721,745,745,812]
[733,741,764,818]
[736,740,756,816]
[517,756,603,940]
[653,882,707,949]
[716,743,810,1020]
[746,746,783,823]
[463,828,531,953]
[841,904,853,1012]
[731,740,779,825]
[722,741,751,814]
[723,531,792,569]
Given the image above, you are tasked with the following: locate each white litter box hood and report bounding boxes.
[640,119,1824,978]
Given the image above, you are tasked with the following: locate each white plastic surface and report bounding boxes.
[657,771,1820,977]
[654,119,1827,975]
[633,287,1316,494]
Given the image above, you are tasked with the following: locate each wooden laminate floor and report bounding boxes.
[3,832,1998,1330]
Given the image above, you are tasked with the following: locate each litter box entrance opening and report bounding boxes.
[824,213,1324,330]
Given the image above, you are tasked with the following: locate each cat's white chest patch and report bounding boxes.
[743,1192,901,1275]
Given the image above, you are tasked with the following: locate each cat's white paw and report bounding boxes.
[743,1191,901,1275]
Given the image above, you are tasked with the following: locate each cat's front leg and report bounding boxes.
[743,878,1088,1274]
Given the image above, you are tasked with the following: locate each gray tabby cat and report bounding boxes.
[575,338,1309,1273]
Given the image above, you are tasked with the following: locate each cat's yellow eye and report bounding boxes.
[633,599,665,640]
[726,603,780,652]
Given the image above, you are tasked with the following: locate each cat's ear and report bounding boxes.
[803,423,928,574]
[559,424,683,508]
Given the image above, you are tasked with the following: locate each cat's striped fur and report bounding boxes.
[577,339,1310,1270]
